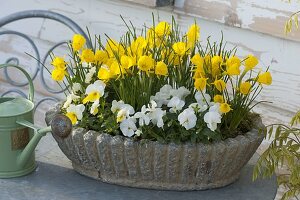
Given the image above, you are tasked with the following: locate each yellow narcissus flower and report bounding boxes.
[105,39,125,57]
[130,36,146,56]
[155,21,170,37]
[138,55,154,72]
[97,66,111,81]
[94,50,108,64]
[187,23,200,47]
[245,54,258,71]
[194,77,208,91]
[240,82,252,95]
[213,95,224,103]
[213,79,226,92]
[82,80,106,104]
[51,68,66,81]
[121,55,134,69]
[72,34,86,51]
[257,71,272,85]
[172,42,187,56]
[51,57,66,70]
[193,67,205,79]
[155,61,168,76]
[110,61,125,76]
[168,52,181,66]
[80,49,95,63]
[220,103,232,114]
[191,53,204,67]
[211,56,222,68]
[226,64,240,76]
[226,56,241,68]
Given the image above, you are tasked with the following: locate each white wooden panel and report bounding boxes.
[174,0,300,42]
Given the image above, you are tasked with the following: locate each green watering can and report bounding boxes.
[0,64,72,178]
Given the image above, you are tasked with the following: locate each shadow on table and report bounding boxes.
[0,161,277,200]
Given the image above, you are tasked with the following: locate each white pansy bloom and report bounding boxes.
[116,105,135,123]
[67,104,85,120]
[135,129,142,136]
[209,103,221,114]
[134,105,150,126]
[85,67,97,84]
[195,92,211,106]
[148,108,166,128]
[120,118,137,137]
[82,62,89,68]
[167,96,185,113]
[188,103,208,113]
[111,100,125,113]
[150,85,172,107]
[90,100,99,115]
[83,80,106,104]
[178,108,197,130]
[204,111,222,131]
[170,86,190,100]
[72,83,81,93]
[63,93,80,109]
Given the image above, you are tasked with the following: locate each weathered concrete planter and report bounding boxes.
[46,104,264,190]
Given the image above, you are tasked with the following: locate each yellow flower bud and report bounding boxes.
[72,34,86,51]
[187,24,200,48]
[257,72,272,85]
[80,49,95,63]
[172,42,187,56]
[213,79,226,92]
[191,53,204,67]
[213,95,224,103]
[194,77,208,91]
[245,54,258,71]
[220,103,232,114]
[240,82,252,95]
[155,21,170,37]
[155,61,168,76]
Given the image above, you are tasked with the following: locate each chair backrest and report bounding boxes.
[0,10,92,113]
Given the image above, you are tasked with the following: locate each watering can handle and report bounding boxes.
[0,64,34,102]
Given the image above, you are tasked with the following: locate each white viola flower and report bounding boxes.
[116,104,135,123]
[134,105,150,126]
[150,85,173,107]
[120,118,137,137]
[63,93,80,109]
[148,108,166,128]
[209,103,221,114]
[82,62,89,68]
[66,104,85,124]
[204,111,222,131]
[146,100,158,111]
[111,100,125,113]
[195,92,211,106]
[167,96,185,113]
[83,80,106,104]
[188,103,208,113]
[72,83,81,93]
[170,86,190,100]
[178,108,197,130]
[90,100,99,115]
[85,67,97,84]
[135,129,142,136]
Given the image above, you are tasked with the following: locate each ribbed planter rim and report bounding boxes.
[45,104,264,191]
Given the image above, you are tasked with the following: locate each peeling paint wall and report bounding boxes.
[175,0,300,41]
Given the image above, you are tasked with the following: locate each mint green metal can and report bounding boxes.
[0,64,72,178]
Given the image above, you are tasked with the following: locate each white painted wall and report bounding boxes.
[0,0,299,124]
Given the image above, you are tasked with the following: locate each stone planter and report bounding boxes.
[45,104,264,191]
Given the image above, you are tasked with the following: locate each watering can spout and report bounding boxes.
[17,115,72,168]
